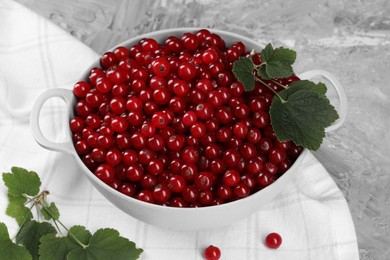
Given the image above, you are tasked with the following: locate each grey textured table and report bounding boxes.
[16,0,390,259]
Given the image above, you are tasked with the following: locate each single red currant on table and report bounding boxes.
[265,232,282,249]
[204,245,221,260]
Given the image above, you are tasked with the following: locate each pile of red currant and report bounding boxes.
[70,29,303,207]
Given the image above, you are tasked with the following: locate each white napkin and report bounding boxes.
[0,1,359,259]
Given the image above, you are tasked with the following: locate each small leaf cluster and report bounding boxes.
[232,44,339,150]
[1,167,143,260]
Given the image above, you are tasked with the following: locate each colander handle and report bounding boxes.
[299,70,347,132]
[30,88,75,155]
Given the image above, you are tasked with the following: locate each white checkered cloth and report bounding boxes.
[0,0,359,259]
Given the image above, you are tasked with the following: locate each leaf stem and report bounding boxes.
[255,77,287,103]
[11,202,35,241]
[271,79,288,89]
[41,198,87,249]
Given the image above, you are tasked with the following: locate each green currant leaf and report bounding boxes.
[272,46,296,65]
[0,222,32,259]
[286,80,327,98]
[66,228,143,260]
[265,60,294,79]
[2,167,41,226]
[260,43,274,62]
[67,226,92,245]
[0,222,10,240]
[6,201,33,226]
[232,57,255,91]
[256,66,270,80]
[2,167,41,198]
[41,202,60,221]
[258,43,296,79]
[16,220,57,260]
[0,240,32,260]
[39,234,72,260]
[39,226,92,260]
[270,89,339,150]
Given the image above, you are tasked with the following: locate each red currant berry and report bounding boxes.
[147,158,164,175]
[265,232,282,249]
[178,62,197,81]
[232,121,248,139]
[223,170,240,187]
[137,190,155,203]
[167,175,186,193]
[181,146,200,164]
[141,38,159,52]
[182,185,199,203]
[204,245,221,260]
[123,150,138,165]
[269,148,287,164]
[151,111,169,129]
[234,183,250,198]
[147,135,165,151]
[73,81,91,97]
[202,48,219,65]
[180,164,197,181]
[190,122,206,138]
[167,135,185,151]
[126,164,144,182]
[70,117,85,133]
[100,52,118,68]
[151,57,171,77]
[194,171,214,191]
[252,111,270,128]
[119,182,137,197]
[257,172,274,188]
[111,116,128,133]
[94,164,115,184]
[113,46,129,61]
[199,190,213,206]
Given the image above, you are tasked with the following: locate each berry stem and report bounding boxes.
[41,197,87,249]
[10,202,35,241]
[255,76,287,103]
[271,79,288,90]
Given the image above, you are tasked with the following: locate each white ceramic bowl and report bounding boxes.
[30,28,347,230]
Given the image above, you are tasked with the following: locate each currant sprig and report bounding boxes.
[1,167,143,260]
[232,44,339,151]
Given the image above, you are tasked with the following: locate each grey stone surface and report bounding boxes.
[16,0,390,258]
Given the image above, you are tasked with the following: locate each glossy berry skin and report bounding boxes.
[137,190,155,203]
[178,62,197,81]
[94,164,115,184]
[202,49,219,65]
[119,183,137,197]
[234,183,250,198]
[126,164,144,182]
[223,170,240,187]
[194,171,214,191]
[168,175,186,193]
[111,116,128,133]
[73,81,91,97]
[190,122,206,138]
[204,245,221,260]
[151,57,171,77]
[153,184,171,203]
[70,117,84,133]
[182,111,197,127]
[265,232,282,249]
[269,148,287,164]
[152,112,169,129]
[182,185,199,203]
